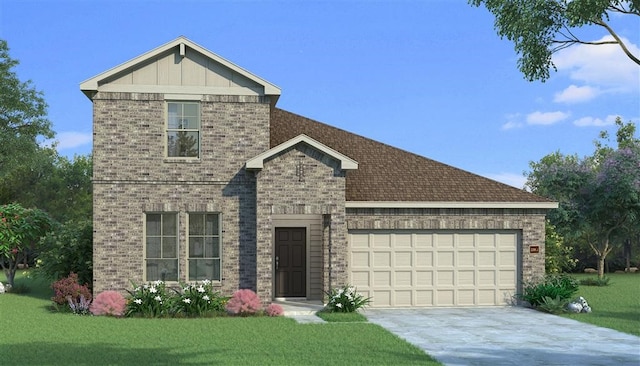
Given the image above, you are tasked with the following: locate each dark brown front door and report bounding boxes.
[275,227,306,297]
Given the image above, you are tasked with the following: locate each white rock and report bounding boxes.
[582,305,592,313]
[566,302,582,313]
[0,282,5,294]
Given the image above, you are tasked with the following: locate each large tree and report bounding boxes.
[526,118,640,277]
[469,0,640,81]
[0,39,54,203]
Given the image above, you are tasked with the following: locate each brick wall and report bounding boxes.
[92,92,269,294]
[254,146,348,301]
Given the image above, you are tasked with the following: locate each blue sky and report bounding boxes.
[1,0,638,188]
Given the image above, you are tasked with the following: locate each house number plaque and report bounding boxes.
[529,246,540,254]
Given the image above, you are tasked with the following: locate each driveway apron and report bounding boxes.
[365,307,640,366]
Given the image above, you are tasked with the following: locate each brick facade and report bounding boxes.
[254,146,347,301]
[92,92,269,293]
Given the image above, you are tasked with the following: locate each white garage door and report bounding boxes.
[349,230,519,307]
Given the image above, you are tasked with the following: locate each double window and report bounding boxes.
[144,213,221,282]
[167,102,200,158]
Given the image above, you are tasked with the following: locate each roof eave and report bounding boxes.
[345,201,559,209]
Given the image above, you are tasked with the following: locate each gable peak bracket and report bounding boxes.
[179,43,186,58]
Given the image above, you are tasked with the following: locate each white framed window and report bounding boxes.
[145,213,178,281]
[167,102,200,158]
[188,213,221,281]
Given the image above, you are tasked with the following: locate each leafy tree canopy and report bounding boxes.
[526,118,640,277]
[469,0,640,81]
[0,39,54,202]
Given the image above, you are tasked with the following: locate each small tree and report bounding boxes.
[0,203,53,286]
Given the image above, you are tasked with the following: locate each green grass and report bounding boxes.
[0,272,440,365]
[316,310,368,322]
[562,273,640,336]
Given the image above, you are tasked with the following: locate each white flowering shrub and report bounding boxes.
[174,280,228,316]
[125,280,172,317]
[325,285,371,313]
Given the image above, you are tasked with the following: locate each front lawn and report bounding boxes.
[0,272,440,365]
[563,273,640,336]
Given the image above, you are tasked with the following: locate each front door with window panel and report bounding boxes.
[275,228,306,297]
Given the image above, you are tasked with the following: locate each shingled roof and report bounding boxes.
[271,108,554,205]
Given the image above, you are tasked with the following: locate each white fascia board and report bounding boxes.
[96,84,262,96]
[246,134,358,170]
[345,201,559,209]
[80,36,281,97]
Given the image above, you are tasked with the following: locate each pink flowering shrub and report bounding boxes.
[52,272,92,306]
[265,303,284,317]
[226,289,262,316]
[90,291,126,317]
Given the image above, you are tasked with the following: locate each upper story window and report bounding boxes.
[167,102,200,158]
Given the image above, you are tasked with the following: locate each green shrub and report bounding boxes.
[38,220,93,288]
[579,277,610,286]
[519,274,578,307]
[537,296,567,314]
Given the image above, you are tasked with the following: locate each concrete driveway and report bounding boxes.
[365,307,640,366]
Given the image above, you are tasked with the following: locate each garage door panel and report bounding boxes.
[416,290,433,306]
[416,271,433,286]
[458,270,475,285]
[395,271,412,286]
[395,251,412,266]
[458,251,475,266]
[349,230,519,307]
[435,234,454,248]
[437,270,454,286]
[437,290,455,306]
[458,289,475,305]
[479,251,496,266]
[437,251,455,266]
[373,234,391,248]
[374,271,391,286]
[416,251,433,267]
[373,252,391,267]
[351,251,369,267]
[351,271,369,287]
[478,270,496,285]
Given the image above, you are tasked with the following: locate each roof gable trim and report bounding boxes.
[246,134,358,170]
[80,36,281,98]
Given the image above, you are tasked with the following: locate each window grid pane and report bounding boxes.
[167,102,200,158]
[188,213,220,281]
[145,213,178,282]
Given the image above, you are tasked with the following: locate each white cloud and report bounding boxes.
[483,173,528,189]
[553,36,640,92]
[526,111,570,125]
[553,85,600,104]
[501,121,522,130]
[573,114,619,127]
[55,132,93,150]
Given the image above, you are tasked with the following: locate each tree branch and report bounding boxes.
[593,18,640,65]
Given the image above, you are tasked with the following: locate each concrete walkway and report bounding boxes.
[365,307,640,366]
[278,300,326,324]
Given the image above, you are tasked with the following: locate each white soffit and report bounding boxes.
[345,201,559,209]
[80,36,281,98]
[246,134,358,170]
